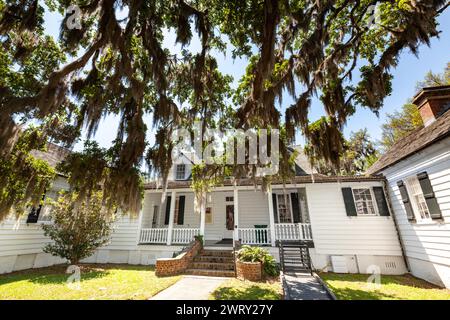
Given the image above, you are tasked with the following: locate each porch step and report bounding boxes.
[190,262,235,271]
[200,249,234,257]
[278,241,312,275]
[185,249,236,277]
[193,255,235,263]
[185,268,235,277]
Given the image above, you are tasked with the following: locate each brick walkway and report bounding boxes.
[282,273,333,300]
[150,275,228,300]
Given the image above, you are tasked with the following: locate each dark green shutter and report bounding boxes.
[26,193,46,223]
[417,172,442,220]
[291,193,301,223]
[177,196,185,225]
[272,193,279,223]
[373,187,390,216]
[342,188,357,216]
[397,181,415,221]
[164,196,171,225]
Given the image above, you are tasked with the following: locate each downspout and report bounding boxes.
[382,178,411,273]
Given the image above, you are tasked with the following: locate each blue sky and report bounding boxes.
[43,7,450,150]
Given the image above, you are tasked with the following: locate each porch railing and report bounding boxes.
[239,228,271,245]
[172,228,200,244]
[275,223,313,241]
[139,228,168,244]
[139,228,199,244]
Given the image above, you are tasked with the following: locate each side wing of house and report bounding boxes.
[380,138,450,288]
[0,176,69,273]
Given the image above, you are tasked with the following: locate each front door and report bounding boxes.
[224,205,234,239]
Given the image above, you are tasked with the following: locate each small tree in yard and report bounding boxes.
[42,191,114,265]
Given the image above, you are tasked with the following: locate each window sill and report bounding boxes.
[410,219,447,226]
[36,221,54,225]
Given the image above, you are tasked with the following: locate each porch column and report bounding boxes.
[135,199,148,244]
[267,187,276,246]
[199,193,206,237]
[166,191,176,245]
[233,185,239,242]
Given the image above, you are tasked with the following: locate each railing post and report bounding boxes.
[136,199,148,244]
[267,187,276,246]
[166,191,176,245]
[233,185,239,243]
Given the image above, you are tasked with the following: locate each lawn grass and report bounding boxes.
[319,273,450,300]
[210,278,282,300]
[0,264,181,300]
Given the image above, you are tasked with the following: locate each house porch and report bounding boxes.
[137,187,313,247]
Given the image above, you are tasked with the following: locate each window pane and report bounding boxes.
[176,165,185,180]
[405,176,431,221]
[173,198,180,224]
[352,189,376,215]
[277,194,292,223]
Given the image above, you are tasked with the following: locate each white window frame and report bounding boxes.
[404,175,432,222]
[276,193,294,223]
[175,164,186,180]
[36,205,53,224]
[352,188,379,216]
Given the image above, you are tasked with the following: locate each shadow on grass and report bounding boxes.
[325,286,398,300]
[0,264,154,286]
[212,284,280,300]
[319,273,444,300]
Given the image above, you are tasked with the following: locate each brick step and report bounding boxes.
[185,268,235,277]
[200,250,234,257]
[194,255,235,263]
[189,262,235,271]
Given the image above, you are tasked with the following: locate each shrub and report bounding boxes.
[42,191,115,265]
[237,245,280,277]
[194,234,204,244]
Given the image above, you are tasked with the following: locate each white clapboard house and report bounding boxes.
[1,142,408,276]
[367,85,450,288]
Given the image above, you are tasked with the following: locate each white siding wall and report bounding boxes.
[0,176,68,259]
[381,138,450,287]
[1,177,407,275]
[238,190,271,228]
[304,182,403,256]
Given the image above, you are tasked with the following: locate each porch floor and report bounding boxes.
[204,239,233,248]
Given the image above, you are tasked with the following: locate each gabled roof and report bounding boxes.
[367,109,450,174]
[30,143,70,169]
[289,146,317,176]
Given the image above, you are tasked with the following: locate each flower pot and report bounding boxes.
[236,260,262,281]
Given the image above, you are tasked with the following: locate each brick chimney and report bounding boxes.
[413,85,450,127]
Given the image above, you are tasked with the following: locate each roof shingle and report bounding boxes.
[367,109,450,174]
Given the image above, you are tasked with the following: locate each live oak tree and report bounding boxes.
[380,62,449,151]
[416,62,450,91]
[380,103,424,151]
[305,127,378,175]
[0,0,448,220]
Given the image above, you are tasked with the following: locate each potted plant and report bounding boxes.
[236,245,279,281]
